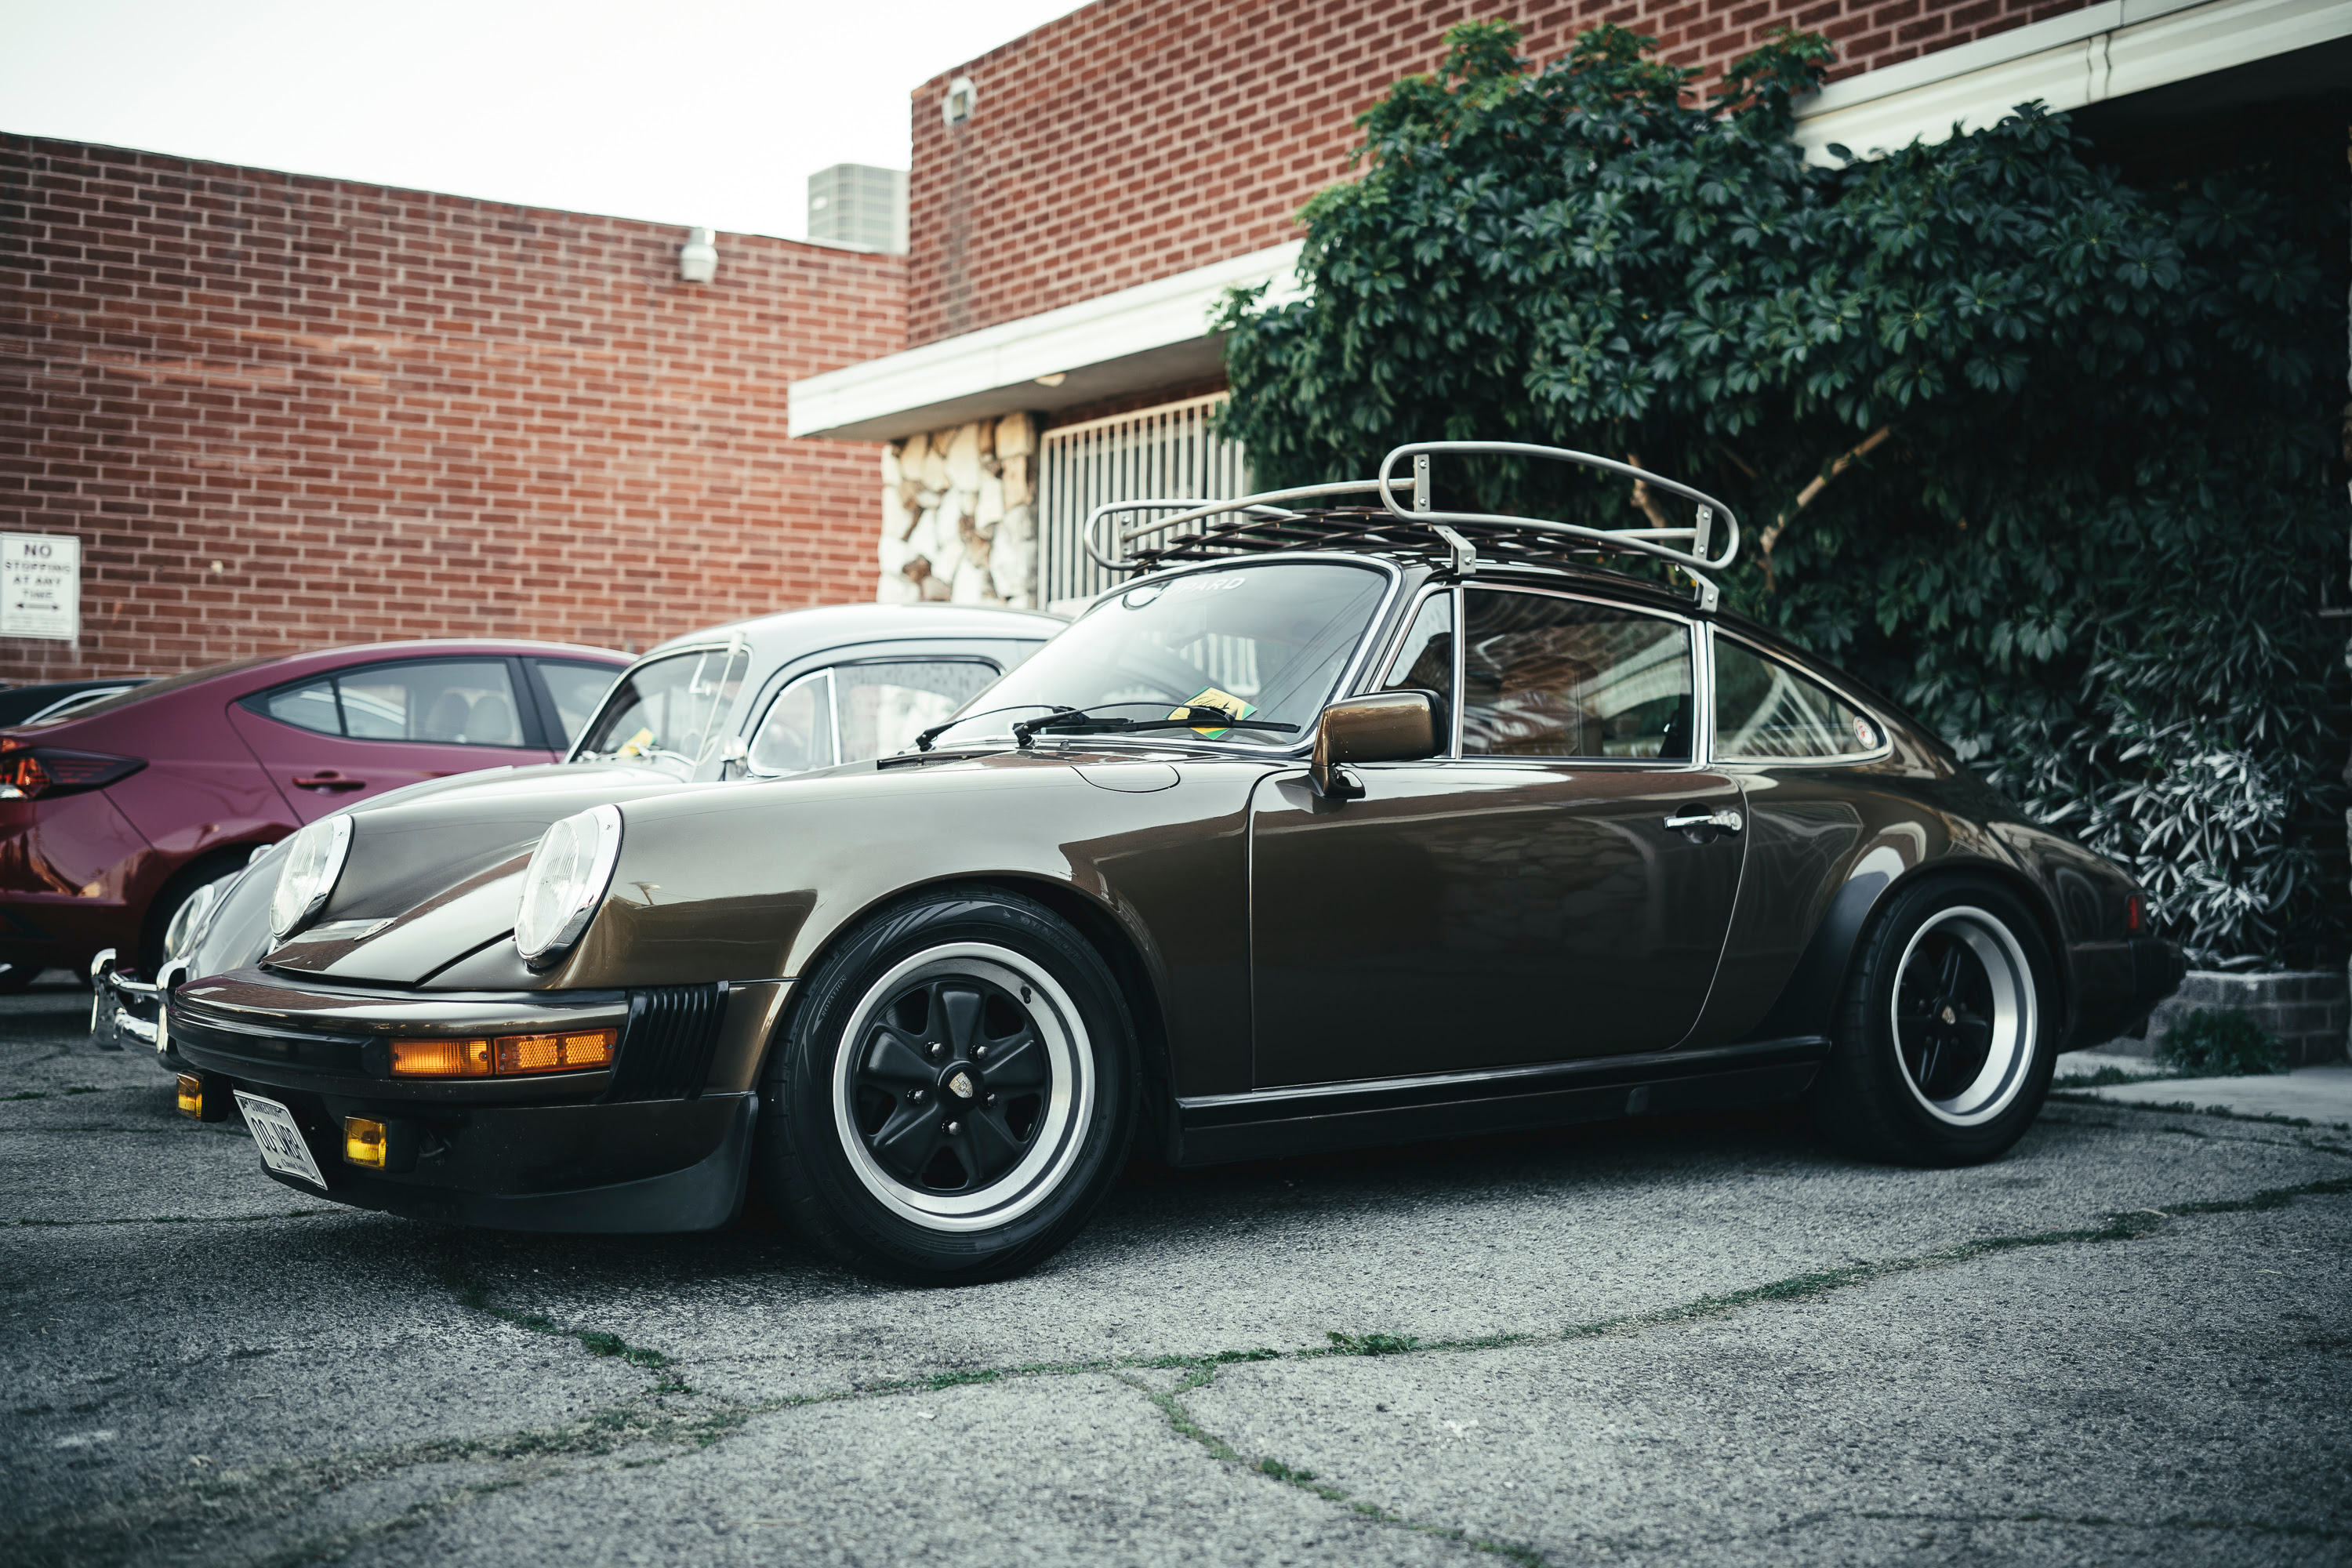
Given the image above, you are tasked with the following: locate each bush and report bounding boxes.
[2155,1009,2286,1076]
[1217,20,2348,968]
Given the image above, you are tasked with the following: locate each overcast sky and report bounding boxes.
[0,0,1082,241]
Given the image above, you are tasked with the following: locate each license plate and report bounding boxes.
[235,1092,328,1190]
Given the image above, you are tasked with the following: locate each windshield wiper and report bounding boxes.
[913,704,1077,753]
[1012,705,1299,747]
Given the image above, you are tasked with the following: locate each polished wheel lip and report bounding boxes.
[831,942,1093,1233]
[1890,905,2036,1128]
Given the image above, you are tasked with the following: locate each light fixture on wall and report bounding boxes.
[679,227,718,284]
[943,76,977,126]
[1034,372,1066,387]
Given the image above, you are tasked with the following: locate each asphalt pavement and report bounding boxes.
[4,980,2348,1567]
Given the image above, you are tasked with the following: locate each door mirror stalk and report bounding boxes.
[1308,691,1442,800]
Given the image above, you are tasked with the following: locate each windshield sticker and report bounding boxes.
[1173,575,1247,593]
[1175,688,1256,739]
[615,727,656,758]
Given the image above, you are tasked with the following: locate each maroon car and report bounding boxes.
[0,640,626,985]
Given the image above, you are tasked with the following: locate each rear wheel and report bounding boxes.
[755,887,1138,1283]
[1808,875,2056,1167]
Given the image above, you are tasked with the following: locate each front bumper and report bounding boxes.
[167,967,787,1233]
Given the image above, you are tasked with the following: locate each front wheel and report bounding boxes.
[1808,875,2057,1167]
[755,886,1138,1283]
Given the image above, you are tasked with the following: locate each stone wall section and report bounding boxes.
[877,414,1039,607]
[903,0,2096,346]
[2110,968,2350,1067]
[1,135,907,680]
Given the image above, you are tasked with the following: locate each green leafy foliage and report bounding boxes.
[2156,1008,2287,1076]
[1217,20,2347,964]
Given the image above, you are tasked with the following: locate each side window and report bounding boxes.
[529,659,620,749]
[335,661,526,747]
[834,662,1000,761]
[1461,590,1693,760]
[747,672,837,777]
[1714,638,1881,760]
[1379,590,1454,716]
[260,678,341,735]
[576,647,750,764]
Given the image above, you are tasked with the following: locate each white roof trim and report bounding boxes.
[789,241,1305,441]
[1792,0,2350,162]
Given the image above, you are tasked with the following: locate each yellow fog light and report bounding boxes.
[175,1073,204,1120]
[343,1116,388,1167]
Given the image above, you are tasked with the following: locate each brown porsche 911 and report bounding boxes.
[160,443,2183,1283]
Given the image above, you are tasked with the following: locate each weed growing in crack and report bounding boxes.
[1323,1331,1421,1356]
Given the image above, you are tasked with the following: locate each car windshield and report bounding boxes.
[573,644,750,776]
[934,561,1388,747]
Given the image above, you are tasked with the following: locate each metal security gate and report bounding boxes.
[1037,394,1250,608]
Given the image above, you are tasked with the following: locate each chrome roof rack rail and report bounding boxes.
[1084,442,1741,610]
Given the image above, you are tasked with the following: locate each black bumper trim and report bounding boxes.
[254,1092,757,1233]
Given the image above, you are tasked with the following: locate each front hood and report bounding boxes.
[186,761,698,989]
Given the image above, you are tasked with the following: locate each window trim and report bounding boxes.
[1707,628,1894,767]
[1425,583,1714,771]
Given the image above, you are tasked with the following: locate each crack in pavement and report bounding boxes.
[17,1163,2351,1566]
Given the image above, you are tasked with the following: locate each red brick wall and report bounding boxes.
[1,136,907,682]
[907,0,2091,346]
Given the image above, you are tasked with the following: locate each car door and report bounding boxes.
[226,656,556,822]
[1249,584,1747,1087]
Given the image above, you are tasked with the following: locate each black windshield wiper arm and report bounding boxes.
[913,704,1076,752]
[1013,706,1300,747]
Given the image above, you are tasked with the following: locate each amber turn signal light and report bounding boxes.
[344,1116,387,1167]
[176,1073,204,1119]
[494,1029,615,1075]
[390,1029,615,1079]
[390,1036,492,1077]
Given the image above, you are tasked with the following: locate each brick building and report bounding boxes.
[0,139,906,681]
[790,0,2351,610]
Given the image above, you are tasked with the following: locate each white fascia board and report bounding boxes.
[1791,0,2352,163]
[789,240,1306,441]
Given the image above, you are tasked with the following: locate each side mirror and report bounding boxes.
[714,736,751,781]
[1310,690,1442,800]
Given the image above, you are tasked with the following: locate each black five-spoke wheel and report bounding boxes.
[1894,926,1997,1103]
[850,975,1054,1192]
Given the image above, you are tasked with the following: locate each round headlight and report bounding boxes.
[514,804,622,967]
[267,815,354,942]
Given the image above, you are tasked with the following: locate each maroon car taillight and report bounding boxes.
[0,739,145,800]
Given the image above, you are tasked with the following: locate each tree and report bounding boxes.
[1216,20,2347,966]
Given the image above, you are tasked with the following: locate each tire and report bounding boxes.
[754,885,1139,1284]
[1807,874,2058,1167]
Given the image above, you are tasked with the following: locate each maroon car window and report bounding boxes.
[245,660,531,747]
[1714,638,1881,760]
[336,661,525,746]
[528,659,622,749]
[1461,590,1693,760]
[262,677,343,735]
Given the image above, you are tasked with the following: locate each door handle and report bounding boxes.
[1664,808,1743,836]
[292,772,367,793]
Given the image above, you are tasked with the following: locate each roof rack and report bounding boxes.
[1083,441,1742,610]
